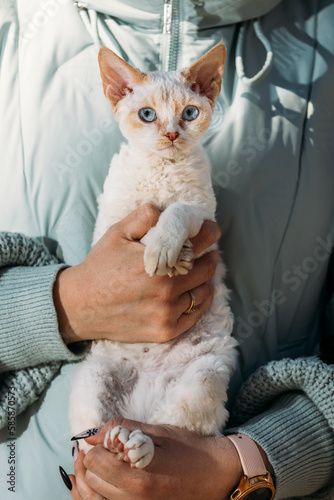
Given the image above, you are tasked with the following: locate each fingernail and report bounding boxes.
[72,440,79,462]
[71,427,100,441]
[59,466,72,491]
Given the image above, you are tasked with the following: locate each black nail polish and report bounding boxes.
[59,466,72,491]
[71,427,100,441]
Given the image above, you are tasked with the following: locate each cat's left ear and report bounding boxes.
[98,46,146,111]
[182,41,226,107]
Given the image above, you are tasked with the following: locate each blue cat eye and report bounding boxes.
[182,105,199,121]
[138,107,157,123]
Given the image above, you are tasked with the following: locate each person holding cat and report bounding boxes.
[0,1,333,499]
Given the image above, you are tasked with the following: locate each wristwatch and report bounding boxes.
[226,434,276,500]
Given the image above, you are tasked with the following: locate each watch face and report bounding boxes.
[247,488,273,500]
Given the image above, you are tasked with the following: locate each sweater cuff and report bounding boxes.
[228,391,334,499]
[0,264,88,371]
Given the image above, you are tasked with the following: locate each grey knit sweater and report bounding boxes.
[0,232,86,428]
[0,232,333,499]
[229,357,334,499]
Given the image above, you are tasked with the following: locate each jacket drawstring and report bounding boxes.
[74,3,274,85]
[79,8,102,48]
[236,18,274,86]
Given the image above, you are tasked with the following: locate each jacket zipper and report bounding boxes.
[162,0,180,71]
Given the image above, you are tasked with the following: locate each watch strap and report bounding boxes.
[226,434,267,478]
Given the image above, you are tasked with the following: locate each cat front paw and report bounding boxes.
[144,238,179,277]
[167,239,194,277]
[142,228,193,277]
[104,426,154,469]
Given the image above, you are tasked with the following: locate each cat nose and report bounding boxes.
[165,131,179,142]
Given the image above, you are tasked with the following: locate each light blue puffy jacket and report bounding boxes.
[0,1,333,499]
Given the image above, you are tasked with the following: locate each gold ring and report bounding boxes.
[184,291,196,314]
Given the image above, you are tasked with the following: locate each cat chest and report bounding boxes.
[106,149,213,213]
[134,171,189,208]
[110,168,207,211]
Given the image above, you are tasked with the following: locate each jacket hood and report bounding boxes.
[77,0,283,26]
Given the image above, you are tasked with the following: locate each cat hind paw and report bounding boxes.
[104,426,154,469]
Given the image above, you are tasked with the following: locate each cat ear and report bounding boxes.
[98,46,146,110]
[182,41,226,106]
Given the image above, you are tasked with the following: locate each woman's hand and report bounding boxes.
[54,204,221,345]
[68,418,243,500]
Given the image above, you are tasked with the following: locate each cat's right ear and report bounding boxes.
[181,41,226,108]
[98,47,146,111]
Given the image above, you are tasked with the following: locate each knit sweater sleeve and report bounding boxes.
[227,357,334,500]
[0,232,87,371]
[0,232,88,428]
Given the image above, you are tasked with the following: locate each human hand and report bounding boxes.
[54,204,221,345]
[68,417,243,500]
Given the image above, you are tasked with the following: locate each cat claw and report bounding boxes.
[144,237,194,277]
[168,241,194,276]
[104,426,154,469]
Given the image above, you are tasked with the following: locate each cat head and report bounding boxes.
[98,42,226,157]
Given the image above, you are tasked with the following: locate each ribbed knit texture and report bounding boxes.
[228,357,334,499]
[0,265,81,371]
[0,232,87,429]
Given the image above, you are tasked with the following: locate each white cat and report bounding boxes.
[70,42,238,469]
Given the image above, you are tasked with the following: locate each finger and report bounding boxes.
[84,444,134,492]
[176,284,214,333]
[85,418,162,447]
[85,465,129,499]
[68,474,82,500]
[85,419,126,446]
[175,250,219,295]
[116,203,161,242]
[74,450,105,500]
[190,220,221,256]
[176,282,212,317]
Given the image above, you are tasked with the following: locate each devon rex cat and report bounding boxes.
[70,41,237,469]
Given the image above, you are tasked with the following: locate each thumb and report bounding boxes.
[116,204,160,242]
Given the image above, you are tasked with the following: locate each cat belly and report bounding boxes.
[71,339,236,438]
[70,263,237,437]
